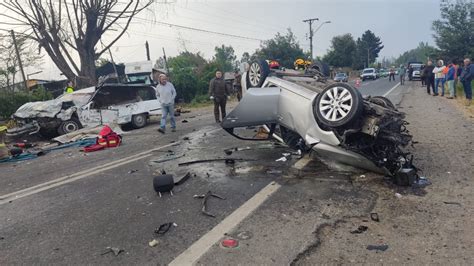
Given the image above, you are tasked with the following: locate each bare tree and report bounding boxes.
[1,0,154,87]
[0,33,43,91]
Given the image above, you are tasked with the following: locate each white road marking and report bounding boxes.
[0,142,180,205]
[292,156,312,170]
[383,82,401,97]
[169,181,282,266]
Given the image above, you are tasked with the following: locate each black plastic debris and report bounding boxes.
[224,149,233,155]
[174,172,192,186]
[128,169,138,174]
[367,244,389,252]
[178,158,254,166]
[183,137,190,141]
[350,225,368,234]
[225,159,235,165]
[155,222,174,235]
[182,120,189,123]
[194,191,226,217]
[101,247,124,256]
[443,201,461,206]
[370,213,380,222]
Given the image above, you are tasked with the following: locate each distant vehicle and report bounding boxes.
[360,68,377,81]
[334,72,348,82]
[125,61,154,84]
[266,60,281,69]
[379,69,389,77]
[408,63,424,81]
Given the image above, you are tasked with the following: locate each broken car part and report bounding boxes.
[154,222,174,235]
[350,225,368,234]
[366,244,389,252]
[153,174,175,194]
[370,212,380,222]
[178,158,254,167]
[222,59,418,186]
[101,247,124,256]
[193,191,226,218]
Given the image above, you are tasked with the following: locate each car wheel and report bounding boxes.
[313,83,363,129]
[131,113,147,129]
[58,118,82,135]
[369,96,396,110]
[246,59,270,88]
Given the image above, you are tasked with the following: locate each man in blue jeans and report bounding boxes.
[155,74,177,133]
[460,58,473,106]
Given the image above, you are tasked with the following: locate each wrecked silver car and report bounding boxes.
[222,60,417,185]
[8,84,162,138]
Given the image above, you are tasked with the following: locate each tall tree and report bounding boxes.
[353,30,384,69]
[253,29,305,68]
[323,33,356,67]
[0,33,43,90]
[432,0,474,60]
[213,45,237,72]
[394,42,439,65]
[1,0,154,87]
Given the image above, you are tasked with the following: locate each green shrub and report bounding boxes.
[0,87,53,119]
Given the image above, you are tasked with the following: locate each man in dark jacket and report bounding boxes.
[460,58,473,106]
[422,60,435,95]
[209,71,230,123]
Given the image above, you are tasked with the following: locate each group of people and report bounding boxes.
[422,58,473,106]
[155,70,243,133]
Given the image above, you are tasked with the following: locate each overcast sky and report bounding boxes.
[2,0,442,80]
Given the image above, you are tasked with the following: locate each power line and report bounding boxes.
[134,17,263,41]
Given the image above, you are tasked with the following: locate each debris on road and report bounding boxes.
[366,244,389,252]
[350,225,368,234]
[412,176,431,188]
[370,212,380,222]
[178,158,253,166]
[174,172,192,186]
[128,169,138,174]
[235,231,253,240]
[443,201,461,206]
[148,239,159,247]
[101,247,124,256]
[182,120,189,123]
[154,222,177,235]
[224,149,233,155]
[153,174,175,196]
[221,238,239,248]
[194,191,226,217]
[276,156,287,162]
[395,193,403,199]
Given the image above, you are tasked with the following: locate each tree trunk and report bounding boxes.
[77,48,97,88]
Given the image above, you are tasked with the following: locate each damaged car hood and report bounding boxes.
[13,87,95,119]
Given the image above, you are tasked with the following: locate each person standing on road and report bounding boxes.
[233,71,242,102]
[460,58,473,106]
[209,71,230,123]
[423,60,435,95]
[65,81,75,94]
[398,64,406,85]
[156,74,177,134]
[445,61,456,99]
[432,60,446,96]
[389,67,396,82]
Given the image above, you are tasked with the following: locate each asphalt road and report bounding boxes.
[0,79,403,264]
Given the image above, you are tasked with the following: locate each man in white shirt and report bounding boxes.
[155,74,177,133]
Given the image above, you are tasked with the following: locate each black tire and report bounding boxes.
[369,96,396,110]
[313,83,363,129]
[309,61,330,77]
[131,113,147,129]
[57,117,82,135]
[153,174,175,193]
[246,59,270,88]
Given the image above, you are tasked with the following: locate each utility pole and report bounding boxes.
[145,41,151,61]
[367,48,370,68]
[162,47,169,76]
[302,18,319,60]
[10,30,28,91]
[108,48,119,82]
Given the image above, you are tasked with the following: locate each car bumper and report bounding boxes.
[6,121,40,137]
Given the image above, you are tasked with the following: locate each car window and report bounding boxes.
[137,87,157,101]
[91,85,156,108]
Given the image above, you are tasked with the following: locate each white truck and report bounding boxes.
[125,60,154,84]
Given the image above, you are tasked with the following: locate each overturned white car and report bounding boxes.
[223,60,418,185]
[8,84,162,138]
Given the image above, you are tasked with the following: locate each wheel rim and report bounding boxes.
[319,86,353,122]
[64,122,79,133]
[134,115,145,126]
[249,62,261,87]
